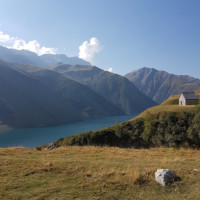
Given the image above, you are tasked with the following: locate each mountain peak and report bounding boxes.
[51,64,157,114]
[126,68,200,103]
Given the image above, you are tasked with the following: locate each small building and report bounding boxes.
[179,92,198,106]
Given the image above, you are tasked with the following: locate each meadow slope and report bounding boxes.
[0,146,200,200]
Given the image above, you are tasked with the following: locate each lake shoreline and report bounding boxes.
[0,114,137,148]
[0,124,12,133]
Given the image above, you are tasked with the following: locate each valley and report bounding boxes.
[1,2,200,199]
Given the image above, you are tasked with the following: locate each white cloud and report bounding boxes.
[12,39,56,55]
[104,67,113,72]
[78,37,102,64]
[0,30,56,55]
[0,31,15,42]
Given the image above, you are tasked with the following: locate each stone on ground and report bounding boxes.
[155,169,181,186]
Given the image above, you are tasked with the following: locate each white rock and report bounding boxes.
[155,169,179,186]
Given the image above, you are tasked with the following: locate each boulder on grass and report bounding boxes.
[47,142,58,150]
[155,169,181,186]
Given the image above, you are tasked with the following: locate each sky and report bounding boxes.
[0,0,200,77]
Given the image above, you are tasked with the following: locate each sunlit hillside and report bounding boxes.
[0,146,200,200]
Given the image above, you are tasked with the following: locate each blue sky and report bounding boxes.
[0,0,200,77]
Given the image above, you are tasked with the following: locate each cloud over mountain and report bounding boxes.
[0,31,15,42]
[105,67,113,72]
[78,37,102,64]
[0,30,56,55]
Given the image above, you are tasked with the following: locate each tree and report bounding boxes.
[141,112,156,142]
[115,121,122,138]
[188,112,200,148]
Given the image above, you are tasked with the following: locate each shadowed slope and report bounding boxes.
[0,61,122,128]
[51,64,157,114]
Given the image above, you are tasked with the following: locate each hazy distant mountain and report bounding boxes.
[0,45,90,67]
[0,61,122,128]
[39,54,90,67]
[50,64,157,114]
[126,67,200,103]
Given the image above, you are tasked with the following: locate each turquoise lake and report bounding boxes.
[0,115,136,148]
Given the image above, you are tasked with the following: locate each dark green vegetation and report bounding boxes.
[43,95,200,149]
[0,45,90,67]
[51,63,157,114]
[0,61,123,128]
[126,67,200,103]
[1,147,200,200]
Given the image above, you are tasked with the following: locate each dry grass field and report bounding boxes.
[0,146,200,200]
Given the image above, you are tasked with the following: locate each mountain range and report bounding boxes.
[0,45,90,67]
[0,46,157,129]
[0,61,123,128]
[3,46,200,129]
[126,67,200,103]
[50,63,157,114]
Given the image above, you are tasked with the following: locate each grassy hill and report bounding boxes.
[135,94,200,119]
[0,146,200,200]
[42,94,200,149]
[160,95,180,105]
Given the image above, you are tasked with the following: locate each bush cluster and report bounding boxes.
[55,108,200,149]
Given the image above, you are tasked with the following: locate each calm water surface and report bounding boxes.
[0,115,136,148]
